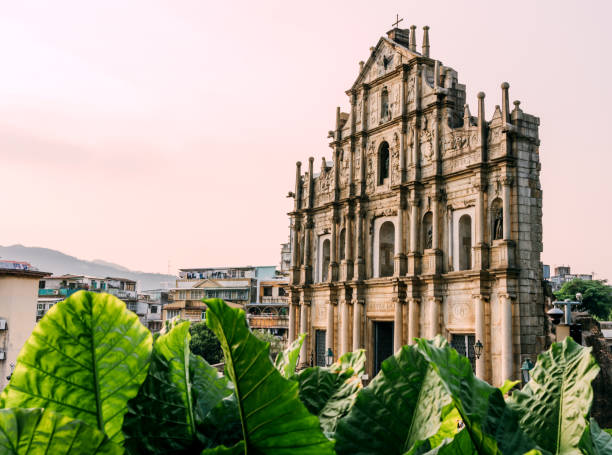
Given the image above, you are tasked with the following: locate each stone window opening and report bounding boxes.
[379,221,395,277]
[322,239,331,282]
[458,214,472,271]
[263,286,272,297]
[422,212,433,250]
[381,87,390,121]
[491,198,503,241]
[339,228,346,261]
[378,141,390,185]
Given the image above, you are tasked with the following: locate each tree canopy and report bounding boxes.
[554,278,612,320]
[189,321,224,364]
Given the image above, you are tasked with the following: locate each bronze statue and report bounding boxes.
[493,208,503,240]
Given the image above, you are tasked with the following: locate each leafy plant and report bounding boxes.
[0,408,121,454]
[0,291,152,445]
[204,298,334,454]
[297,350,365,436]
[0,294,610,455]
[509,337,600,454]
[190,321,224,365]
[274,333,305,379]
[122,321,234,454]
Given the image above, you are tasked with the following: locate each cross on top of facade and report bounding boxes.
[392,14,403,28]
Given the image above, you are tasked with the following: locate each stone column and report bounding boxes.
[432,196,440,250]
[501,294,513,381]
[410,199,418,253]
[288,302,296,342]
[299,302,309,366]
[408,298,420,344]
[502,178,512,241]
[355,211,365,280]
[352,299,362,350]
[303,223,312,285]
[476,185,485,244]
[326,301,334,360]
[394,198,405,276]
[330,215,338,282]
[473,295,486,380]
[340,300,350,356]
[429,297,441,338]
[394,299,403,352]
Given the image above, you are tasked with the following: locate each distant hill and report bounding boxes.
[0,244,176,291]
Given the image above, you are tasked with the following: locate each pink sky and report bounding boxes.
[0,0,610,280]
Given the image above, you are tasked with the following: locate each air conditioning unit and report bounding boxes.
[0,319,7,331]
[0,351,6,360]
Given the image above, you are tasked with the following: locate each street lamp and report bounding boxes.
[326,348,334,367]
[521,358,535,384]
[546,307,564,325]
[474,340,483,359]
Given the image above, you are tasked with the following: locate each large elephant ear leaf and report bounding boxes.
[204,298,334,454]
[330,349,366,376]
[508,337,600,455]
[579,419,612,455]
[0,291,152,444]
[274,333,305,379]
[0,408,122,454]
[123,321,234,454]
[417,336,537,455]
[334,340,453,455]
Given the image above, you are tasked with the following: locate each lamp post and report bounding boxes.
[520,358,534,384]
[326,348,334,367]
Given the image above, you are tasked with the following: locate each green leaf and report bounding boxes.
[204,298,334,454]
[0,408,122,454]
[405,428,477,455]
[0,291,152,444]
[274,333,305,379]
[297,349,366,436]
[122,321,234,454]
[334,340,453,455]
[580,419,612,455]
[499,380,520,396]
[508,337,600,454]
[417,337,537,455]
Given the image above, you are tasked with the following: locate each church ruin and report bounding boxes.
[287,25,545,385]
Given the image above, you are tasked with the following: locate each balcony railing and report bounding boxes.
[260,297,289,304]
[106,289,138,300]
[247,314,289,329]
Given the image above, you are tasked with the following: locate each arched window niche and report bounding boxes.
[378,142,390,185]
[381,87,390,121]
[339,228,346,261]
[458,215,472,271]
[422,212,433,250]
[321,239,330,282]
[378,221,395,277]
[490,198,504,242]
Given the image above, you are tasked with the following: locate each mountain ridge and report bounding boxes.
[0,244,175,291]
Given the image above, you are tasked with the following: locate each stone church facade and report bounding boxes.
[287,25,545,385]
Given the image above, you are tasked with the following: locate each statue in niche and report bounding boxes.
[426,225,433,249]
[493,208,503,240]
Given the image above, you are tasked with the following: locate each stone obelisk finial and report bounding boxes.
[501,82,510,124]
[422,26,430,57]
[409,25,417,52]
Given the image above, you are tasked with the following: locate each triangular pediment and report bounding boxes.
[351,36,420,90]
[193,279,221,288]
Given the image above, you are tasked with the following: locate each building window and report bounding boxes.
[201,310,206,320]
[339,228,346,261]
[422,212,433,250]
[381,87,389,121]
[91,280,97,289]
[39,280,45,289]
[278,287,286,297]
[491,198,503,241]
[379,221,395,277]
[178,290,187,300]
[322,239,331,282]
[191,290,203,300]
[263,286,272,297]
[166,309,180,320]
[150,305,158,314]
[459,214,472,271]
[378,142,390,185]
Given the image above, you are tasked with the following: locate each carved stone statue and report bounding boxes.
[493,208,503,240]
[426,225,433,249]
